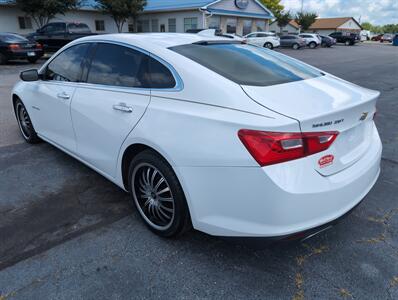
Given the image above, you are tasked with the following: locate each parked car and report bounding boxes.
[244,31,280,49]
[279,35,306,49]
[0,32,43,64]
[329,32,360,46]
[298,33,321,48]
[320,35,336,47]
[27,22,96,52]
[13,33,381,239]
[371,34,383,41]
[381,33,394,43]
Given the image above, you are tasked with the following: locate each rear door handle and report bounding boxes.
[57,92,70,100]
[113,103,133,113]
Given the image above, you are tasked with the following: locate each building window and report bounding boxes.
[256,20,266,32]
[18,16,32,29]
[128,23,134,32]
[137,20,150,32]
[151,19,159,32]
[208,16,220,29]
[95,20,105,31]
[242,19,252,36]
[168,18,176,32]
[226,18,237,34]
[184,17,198,32]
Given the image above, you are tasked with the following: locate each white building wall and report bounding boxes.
[52,9,125,33]
[338,19,361,31]
[0,6,125,35]
[137,10,204,33]
[269,22,298,34]
[311,29,335,35]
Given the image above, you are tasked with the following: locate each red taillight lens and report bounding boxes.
[35,43,43,49]
[8,44,20,51]
[238,129,338,166]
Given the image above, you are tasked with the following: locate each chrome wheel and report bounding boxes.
[132,163,175,230]
[16,103,31,139]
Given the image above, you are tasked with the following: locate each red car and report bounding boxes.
[371,34,383,41]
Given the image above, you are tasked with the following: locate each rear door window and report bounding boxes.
[170,43,322,87]
[87,43,150,88]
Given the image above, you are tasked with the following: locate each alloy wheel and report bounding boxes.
[132,163,175,230]
[16,103,31,139]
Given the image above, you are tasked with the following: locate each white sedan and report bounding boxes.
[13,33,381,239]
[244,31,280,49]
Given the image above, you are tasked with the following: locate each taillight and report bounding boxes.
[36,43,43,49]
[238,130,339,166]
[8,44,20,51]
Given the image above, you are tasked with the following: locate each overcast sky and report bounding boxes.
[280,0,398,25]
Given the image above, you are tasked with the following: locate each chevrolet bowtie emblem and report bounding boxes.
[359,112,368,121]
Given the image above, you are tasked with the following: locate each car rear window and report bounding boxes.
[170,43,322,87]
[68,23,91,33]
[0,33,28,43]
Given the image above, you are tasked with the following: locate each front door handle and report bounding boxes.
[113,103,133,113]
[57,92,70,100]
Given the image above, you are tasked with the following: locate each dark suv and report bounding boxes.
[27,22,96,52]
[329,32,360,46]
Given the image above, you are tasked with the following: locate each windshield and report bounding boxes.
[170,43,322,87]
[0,33,28,43]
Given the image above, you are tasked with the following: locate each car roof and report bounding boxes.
[76,33,234,49]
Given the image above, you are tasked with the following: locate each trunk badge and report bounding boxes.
[318,155,334,168]
[359,112,368,121]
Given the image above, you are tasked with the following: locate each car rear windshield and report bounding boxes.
[170,43,322,86]
[0,33,28,43]
[67,23,91,33]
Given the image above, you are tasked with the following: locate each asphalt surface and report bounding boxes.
[0,43,398,299]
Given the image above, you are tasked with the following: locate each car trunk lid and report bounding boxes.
[242,75,379,175]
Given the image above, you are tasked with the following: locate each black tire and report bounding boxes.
[345,40,351,46]
[264,42,273,49]
[292,43,300,50]
[27,57,38,64]
[309,41,317,49]
[128,149,192,237]
[14,98,40,143]
[0,53,7,64]
[321,42,327,47]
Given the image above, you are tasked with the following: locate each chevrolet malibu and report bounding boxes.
[12,34,382,239]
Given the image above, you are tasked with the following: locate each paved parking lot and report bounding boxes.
[0,43,398,299]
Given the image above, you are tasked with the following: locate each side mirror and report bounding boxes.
[20,69,39,81]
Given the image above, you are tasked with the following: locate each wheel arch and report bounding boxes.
[120,142,177,191]
[120,142,194,225]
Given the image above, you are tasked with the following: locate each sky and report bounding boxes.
[280,0,398,25]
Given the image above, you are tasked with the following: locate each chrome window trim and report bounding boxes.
[39,39,184,92]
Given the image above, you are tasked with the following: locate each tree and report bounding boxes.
[275,10,291,34]
[14,0,81,28]
[96,0,146,33]
[295,12,318,32]
[383,24,398,33]
[361,22,372,31]
[259,0,284,17]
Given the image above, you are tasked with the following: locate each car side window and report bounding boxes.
[87,43,150,88]
[147,56,176,89]
[45,43,90,82]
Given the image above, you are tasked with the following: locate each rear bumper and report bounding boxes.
[5,49,43,60]
[177,126,382,237]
